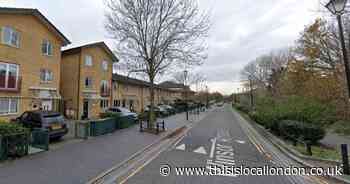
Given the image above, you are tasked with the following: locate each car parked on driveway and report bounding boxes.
[15,111,68,140]
[106,107,138,121]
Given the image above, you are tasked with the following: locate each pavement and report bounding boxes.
[123,105,336,184]
[321,133,350,149]
[0,111,205,184]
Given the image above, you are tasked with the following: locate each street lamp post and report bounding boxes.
[326,0,350,98]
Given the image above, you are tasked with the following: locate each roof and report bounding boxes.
[0,7,71,46]
[62,42,118,62]
[159,81,190,90]
[113,74,151,87]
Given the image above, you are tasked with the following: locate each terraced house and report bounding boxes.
[61,42,117,120]
[112,74,186,113]
[0,8,70,120]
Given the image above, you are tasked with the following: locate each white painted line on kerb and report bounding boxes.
[210,138,217,158]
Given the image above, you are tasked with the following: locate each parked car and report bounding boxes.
[15,111,68,139]
[106,107,138,121]
[160,105,176,115]
[144,105,161,117]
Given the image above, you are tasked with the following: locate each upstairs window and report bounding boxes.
[100,80,109,93]
[102,61,108,71]
[42,40,53,56]
[0,63,19,89]
[1,26,20,48]
[85,55,93,66]
[85,77,93,88]
[40,69,53,82]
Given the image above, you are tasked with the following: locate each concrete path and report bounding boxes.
[320,133,350,149]
[0,112,207,184]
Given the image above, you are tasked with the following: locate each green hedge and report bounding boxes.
[250,96,336,128]
[0,122,29,136]
[279,120,325,145]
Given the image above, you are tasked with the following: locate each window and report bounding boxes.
[102,61,108,71]
[0,98,18,115]
[42,40,53,56]
[85,55,93,66]
[100,100,109,109]
[85,77,93,88]
[40,69,53,82]
[113,100,120,107]
[100,80,109,94]
[0,63,19,89]
[1,27,20,47]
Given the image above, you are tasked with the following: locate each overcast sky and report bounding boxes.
[0,0,322,95]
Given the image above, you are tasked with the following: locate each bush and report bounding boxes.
[0,123,29,136]
[100,112,122,119]
[279,120,325,145]
[251,96,336,129]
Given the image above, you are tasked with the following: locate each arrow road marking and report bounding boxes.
[176,144,186,151]
[235,140,246,144]
[193,146,207,155]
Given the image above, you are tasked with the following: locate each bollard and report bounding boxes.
[341,144,350,175]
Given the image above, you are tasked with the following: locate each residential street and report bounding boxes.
[123,105,333,184]
[0,112,201,184]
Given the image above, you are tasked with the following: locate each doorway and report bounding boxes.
[83,99,90,119]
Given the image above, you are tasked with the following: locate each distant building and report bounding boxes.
[158,81,195,100]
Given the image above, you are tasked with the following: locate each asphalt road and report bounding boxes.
[124,105,331,184]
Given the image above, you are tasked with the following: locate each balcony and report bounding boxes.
[0,76,21,93]
[100,86,111,97]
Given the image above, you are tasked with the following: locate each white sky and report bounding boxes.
[0,0,322,95]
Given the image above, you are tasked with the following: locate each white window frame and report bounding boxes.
[100,99,109,109]
[0,98,19,115]
[0,62,19,90]
[85,55,93,66]
[100,80,108,93]
[42,39,53,56]
[102,61,108,71]
[40,69,53,82]
[1,26,20,48]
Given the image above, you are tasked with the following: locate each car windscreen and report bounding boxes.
[43,115,65,124]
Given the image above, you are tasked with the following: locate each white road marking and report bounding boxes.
[210,138,217,158]
[235,140,246,144]
[175,144,186,151]
[193,146,207,155]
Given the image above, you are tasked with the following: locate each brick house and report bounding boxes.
[61,42,117,120]
[0,8,70,121]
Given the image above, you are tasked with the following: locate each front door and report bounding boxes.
[83,100,89,119]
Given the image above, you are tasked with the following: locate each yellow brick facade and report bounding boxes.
[0,12,69,121]
[61,43,115,120]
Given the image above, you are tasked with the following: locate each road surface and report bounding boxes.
[123,105,335,184]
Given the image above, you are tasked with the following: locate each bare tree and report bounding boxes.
[172,71,205,91]
[105,0,210,128]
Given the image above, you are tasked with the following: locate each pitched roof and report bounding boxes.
[62,42,118,62]
[159,81,189,89]
[0,7,71,46]
[112,74,151,87]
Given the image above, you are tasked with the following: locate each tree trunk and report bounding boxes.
[148,79,156,129]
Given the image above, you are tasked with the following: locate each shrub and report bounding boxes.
[279,120,325,145]
[251,96,336,129]
[100,112,122,119]
[0,123,29,136]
